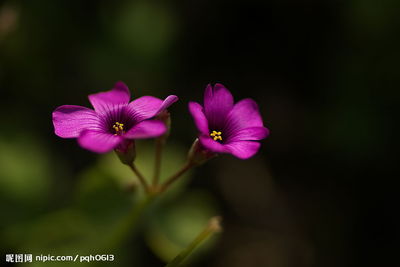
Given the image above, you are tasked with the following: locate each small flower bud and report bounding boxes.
[187,138,217,166]
[115,140,136,165]
[208,216,223,233]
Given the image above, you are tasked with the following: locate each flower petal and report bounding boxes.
[157,95,179,114]
[123,120,166,139]
[227,126,269,143]
[52,105,101,138]
[199,135,229,154]
[78,130,122,153]
[225,141,261,159]
[127,95,175,122]
[188,101,209,135]
[224,98,264,136]
[88,81,131,113]
[204,83,234,129]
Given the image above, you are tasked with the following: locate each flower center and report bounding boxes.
[210,130,222,141]
[112,122,125,135]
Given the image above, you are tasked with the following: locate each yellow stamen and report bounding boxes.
[112,122,125,135]
[210,130,223,141]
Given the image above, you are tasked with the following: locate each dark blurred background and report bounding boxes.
[0,0,398,266]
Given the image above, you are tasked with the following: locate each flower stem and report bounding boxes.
[159,161,194,193]
[128,162,150,194]
[165,216,222,267]
[152,138,164,187]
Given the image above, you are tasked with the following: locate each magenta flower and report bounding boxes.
[53,81,178,153]
[189,84,269,159]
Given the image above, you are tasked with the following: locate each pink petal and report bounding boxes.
[157,95,179,113]
[204,83,234,128]
[123,120,167,139]
[126,96,163,122]
[188,101,209,135]
[78,130,122,153]
[227,126,269,143]
[199,135,229,154]
[225,98,264,133]
[225,141,261,159]
[88,81,131,113]
[52,105,101,138]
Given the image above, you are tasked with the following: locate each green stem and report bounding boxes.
[159,161,194,193]
[128,162,150,194]
[152,138,164,187]
[165,216,222,267]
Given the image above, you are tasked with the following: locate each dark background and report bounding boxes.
[0,0,398,266]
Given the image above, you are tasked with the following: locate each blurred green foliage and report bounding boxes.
[0,135,50,202]
[0,133,218,266]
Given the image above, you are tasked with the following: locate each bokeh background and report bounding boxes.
[0,0,398,266]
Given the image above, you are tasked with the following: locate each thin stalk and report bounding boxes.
[128,162,150,194]
[152,138,164,187]
[165,216,222,267]
[159,161,193,193]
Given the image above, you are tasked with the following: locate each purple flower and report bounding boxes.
[189,84,269,159]
[53,81,178,153]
